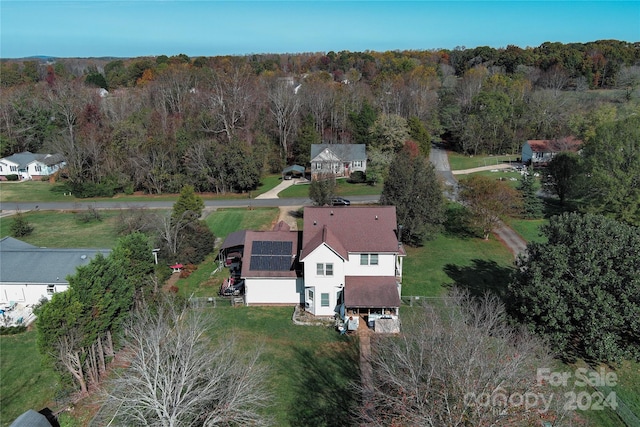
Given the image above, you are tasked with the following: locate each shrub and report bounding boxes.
[10,213,34,237]
[348,171,366,183]
[0,325,27,335]
[6,174,19,181]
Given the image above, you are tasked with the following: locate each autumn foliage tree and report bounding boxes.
[459,175,522,239]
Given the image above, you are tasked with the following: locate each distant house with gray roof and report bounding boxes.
[0,151,66,180]
[310,144,366,179]
[0,236,110,306]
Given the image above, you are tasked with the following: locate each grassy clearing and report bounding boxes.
[278,179,382,198]
[0,331,60,427]
[0,210,128,248]
[0,175,282,203]
[205,306,359,426]
[402,233,514,298]
[455,169,524,188]
[508,218,547,243]
[204,207,279,239]
[448,152,519,170]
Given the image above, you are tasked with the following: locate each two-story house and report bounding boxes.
[299,206,404,321]
[310,144,366,179]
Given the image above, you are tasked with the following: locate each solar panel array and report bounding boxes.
[249,240,293,271]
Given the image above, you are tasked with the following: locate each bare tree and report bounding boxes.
[268,78,301,160]
[201,63,255,143]
[360,290,576,427]
[102,300,272,427]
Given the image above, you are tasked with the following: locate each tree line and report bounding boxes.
[1,41,639,197]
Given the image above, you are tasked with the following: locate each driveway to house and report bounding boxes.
[430,145,527,257]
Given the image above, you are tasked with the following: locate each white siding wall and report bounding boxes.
[1,283,69,305]
[344,253,396,277]
[302,245,345,316]
[244,277,303,305]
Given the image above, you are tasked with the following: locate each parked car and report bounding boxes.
[331,197,351,206]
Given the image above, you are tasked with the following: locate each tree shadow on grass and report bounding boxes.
[444,259,514,300]
[443,204,481,239]
[287,338,361,427]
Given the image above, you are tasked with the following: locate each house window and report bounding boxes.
[315,162,322,170]
[360,254,379,265]
[308,289,314,301]
[10,166,17,172]
[34,165,42,172]
[353,160,363,168]
[47,284,55,295]
[317,263,333,276]
[321,293,330,307]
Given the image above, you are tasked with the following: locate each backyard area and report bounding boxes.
[0,199,636,426]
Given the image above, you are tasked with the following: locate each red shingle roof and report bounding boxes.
[344,276,401,308]
[241,230,300,278]
[527,136,582,153]
[301,206,400,259]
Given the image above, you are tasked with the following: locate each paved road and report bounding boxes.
[430,144,527,257]
[0,195,381,215]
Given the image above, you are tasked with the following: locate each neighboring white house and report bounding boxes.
[521,137,582,165]
[0,151,66,180]
[310,144,366,179]
[0,236,110,306]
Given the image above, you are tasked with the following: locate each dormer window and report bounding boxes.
[360,254,379,265]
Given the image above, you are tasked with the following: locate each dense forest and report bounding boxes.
[1,40,639,197]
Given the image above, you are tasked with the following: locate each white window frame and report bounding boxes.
[316,263,333,276]
[321,293,330,307]
[47,284,55,295]
[360,253,379,266]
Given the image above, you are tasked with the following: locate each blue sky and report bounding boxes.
[1,1,638,58]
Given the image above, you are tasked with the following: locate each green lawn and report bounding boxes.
[204,306,359,426]
[0,210,128,248]
[448,152,519,170]
[204,207,279,239]
[0,331,60,427]
[508,218,547,243]
[278,179,383,198]
[402,233,515,298]
[0,175,283,203]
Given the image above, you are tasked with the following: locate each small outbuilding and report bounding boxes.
[282,164,305,179]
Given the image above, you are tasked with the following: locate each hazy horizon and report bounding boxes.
[1,1,639,59]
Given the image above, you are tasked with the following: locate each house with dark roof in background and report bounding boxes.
[521,136,583,165]
[310,144,366,179]
[0,236,110,307]
[0,151,66,180]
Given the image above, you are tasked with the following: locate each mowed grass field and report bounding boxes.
[447,152,520,170]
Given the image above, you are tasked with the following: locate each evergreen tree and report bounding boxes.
[509,212,640,362]
[172,184,204,222]
[348,101,377,145]
[407,116,431,156]
[517,169,543,219]
[10,212,34,237]
[380,142,445,245]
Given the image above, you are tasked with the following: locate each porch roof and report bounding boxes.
[344,276,400,308]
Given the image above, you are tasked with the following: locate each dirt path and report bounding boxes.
[276,206,301,230]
